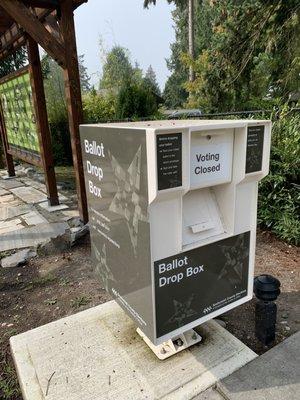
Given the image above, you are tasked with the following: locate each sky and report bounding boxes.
[74,0,175,90]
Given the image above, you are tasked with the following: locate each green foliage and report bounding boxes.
[42,55,71,165]
[258,111,300,245]
[98,45,161,119]
[78,54,91,92]
[144,65,161,97]
[0,47,27,79]
[42,54,92,165]
[115,79,159,119]
[99,46,134,90]
[162,1,300,112]
[83,90,116,123]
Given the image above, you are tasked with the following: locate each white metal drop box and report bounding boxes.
[80,119,271,351]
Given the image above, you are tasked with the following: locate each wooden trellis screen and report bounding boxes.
[0,0,88,222]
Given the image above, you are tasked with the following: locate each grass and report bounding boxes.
[71,296,92,309]
[0,363,21,400]
[0,333,21,400]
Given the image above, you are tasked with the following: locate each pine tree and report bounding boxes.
[144,65,161,96]
[78,54,91,93]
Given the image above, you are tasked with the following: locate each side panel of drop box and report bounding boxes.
[80,126,154,341]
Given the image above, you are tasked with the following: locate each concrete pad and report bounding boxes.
[217,331,300,400]
[192,387,224,400]
[10,186,47,204]
[39,201,69,212]
[0,178,24,189]
[10,300,256,400]
[22,211,47,226]
[0,204,31,221]
[1,248,36,268]
[0,222,68,252]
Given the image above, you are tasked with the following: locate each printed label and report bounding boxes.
[245,126,264,173]
[154,232,250,337]
[157,133,182,190]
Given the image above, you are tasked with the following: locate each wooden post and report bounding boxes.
[0,104,15,176]
[60,0,88,223]
[27,35,59,206]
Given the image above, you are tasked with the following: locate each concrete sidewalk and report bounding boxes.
[10,300,257,400]
[195,331,300,400]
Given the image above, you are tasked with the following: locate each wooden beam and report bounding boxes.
[60,0,88,223]
[22,0,59,8]
[27,35,59,206]
[0,0,66,67]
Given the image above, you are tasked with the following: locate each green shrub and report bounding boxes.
[83,90,116,123]
[49,119,72,166]
[115,80,158,119]
[258,111,300,245]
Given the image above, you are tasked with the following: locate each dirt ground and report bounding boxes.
[0,230,299,400]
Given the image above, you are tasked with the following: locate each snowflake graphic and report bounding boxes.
[166,294,198,328]
[109,146,147,257]
[218,234,249,285]
[92,242,115,291]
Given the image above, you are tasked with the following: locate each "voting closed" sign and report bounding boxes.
[190,140,233,188]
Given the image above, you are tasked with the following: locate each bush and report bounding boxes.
[83,90,116,123]
[49,119,72,166]
[115,80,158,119]
[258,111,300,245]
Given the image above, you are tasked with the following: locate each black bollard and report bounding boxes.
[253,275,281,346]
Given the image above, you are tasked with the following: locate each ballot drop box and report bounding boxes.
[80,119,271,358]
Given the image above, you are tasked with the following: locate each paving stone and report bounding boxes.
[20,178,47,193]
[38,201,69,212]
[0,222,69,252]
[0,223,24,234]
[10,301,256,400]
[0,204,31,221]
[10,186,47,204]
[70,224,89,245]
[0,218,22,233]
[0,188,9,196]
[0,194,15,203]
[1,249,37,268]
[22,211,47,226]
[2,175,18,180]
[0,179,24,189]
[62,210,80,221]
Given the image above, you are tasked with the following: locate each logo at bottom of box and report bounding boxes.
[154,232,250,338]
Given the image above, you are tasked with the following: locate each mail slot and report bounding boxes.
[80,119,271,356]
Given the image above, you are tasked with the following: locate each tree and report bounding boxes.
[42,54,67,122]
[159,0,300,111]
[99,46,133,90]
[78,54,91,92]
[144,65,161,96]
[115,79,158,119]
[184,1,300,111]
[0,47,27,79]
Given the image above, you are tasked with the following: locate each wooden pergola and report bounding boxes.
[0,0,88,223]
